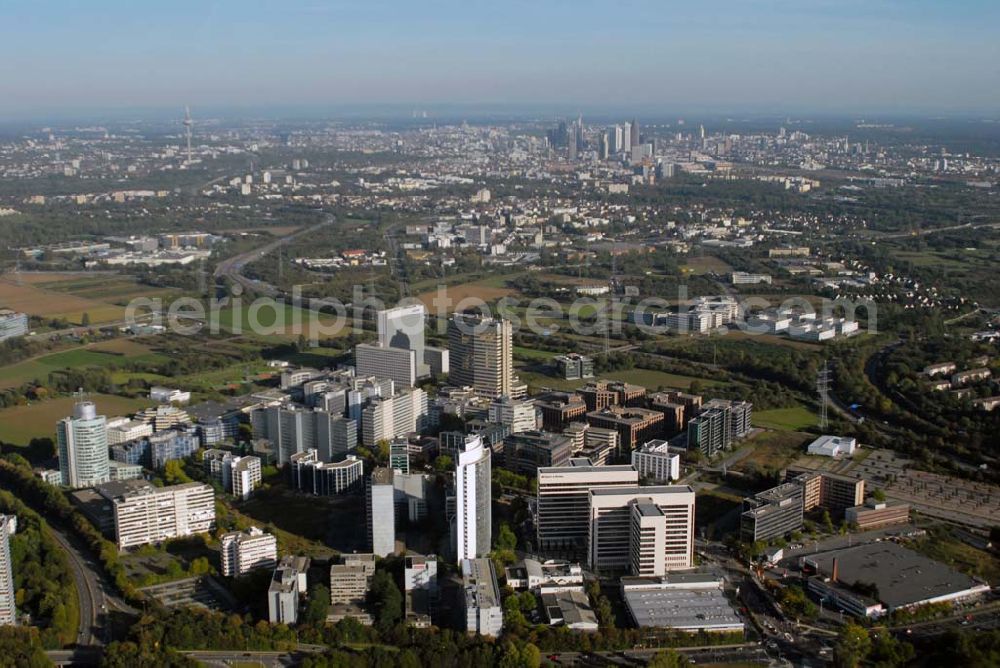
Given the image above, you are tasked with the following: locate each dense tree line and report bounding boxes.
[0,490,79,648]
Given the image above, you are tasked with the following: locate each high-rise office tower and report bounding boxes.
[622,123,631,150]
[454,434,491,560]
[377,304,429,377]
[599,132,609,160]
[355,342,417,388]
[447,313,518,399]
[588,485,695,574]
[567,127,578,161]
[367,467,396,557]
[0,515,15,626]
[630,119,640,147]
[57,400,110,488]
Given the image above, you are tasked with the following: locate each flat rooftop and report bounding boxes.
[803,542,987,610]
[623,586,744,631]
[591,484,694,497]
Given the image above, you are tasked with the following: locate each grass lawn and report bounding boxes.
[213,303,351,339]
[753,405,818,431]
[517,367,724,393]
[681,255,733,275]
[913,526,1000,582]
[0,394,153,445]
[513,346,557,361]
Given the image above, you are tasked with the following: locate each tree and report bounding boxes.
[163,459,192,485]
[647,649,687,668]
[433,455,453,473]
[303,583,331,626]
[868,628,916,667]
[81,312,91,327]
[496,522,517,551]
[834,623,872,668]
[872,488,887,503]
[368,570,402,633]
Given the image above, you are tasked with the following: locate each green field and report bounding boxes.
[0,394,153,445]
[213,303,351,339]
[0,343,168,389]
[517,366,723,392]
[513,346,557,361]
[753,405,818,431]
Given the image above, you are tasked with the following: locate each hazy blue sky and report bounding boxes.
[1,0,997,118]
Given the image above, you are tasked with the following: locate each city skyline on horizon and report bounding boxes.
[0,0,997,120]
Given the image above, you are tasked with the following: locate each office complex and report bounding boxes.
[586,405,664,453]
[0,309,28,342]
[111,482,215,549]
[649,391,702,434]
[355,342,417,389]
[220,527,278,577]
[448,313,522,399]
[502,430,573,475]
[330,553,376,605]
[577,380,646,411]
[377,303,430,378]
[553,353,595,380]
[534,392,588,432]
[461,558,503,637]
[106,418,153,446]
[404,555,438,627]
[361,388,429,447]
[631,440,681,483]
[388,438,410,474]
[203,449,262,500]
[268,556,309,624]
[367,467,396,557]
[57,401,110,489]
[290,450,364,495]
[536,460,639,555]
[0,516,15,626]
[487,396,537,433]
[686,399,752,457]
[454,434,491,560]
[251,406,357,465]
[845,500,910,530]
[741,470,865,542]
[588,485,695,574]
[110,429,199,470]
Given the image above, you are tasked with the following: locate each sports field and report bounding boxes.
[0,394,153,445]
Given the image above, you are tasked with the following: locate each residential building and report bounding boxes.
[586,405,664,453]
[0,516,15,626]
[220,527,278,577]
[367,467,396,557]
[57,401,110,489]
[588,486,695,574]
[112,482,215,549]
[631,440,681,483]
[536,460,638,555]
[461,558,503,637]
[687,398,752,457]
[502,431,573,475]
[355,342,417,389]
[447,313,522,399]
[554,353,595,380]
[290,450,364,495]
[454,434,491,560]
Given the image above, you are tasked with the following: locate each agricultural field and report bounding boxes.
[0,393,153,445]
[0,271,177,325]
[415,278,517,312]
[212,303,355,340]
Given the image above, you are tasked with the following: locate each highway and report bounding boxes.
[213,214,335,298]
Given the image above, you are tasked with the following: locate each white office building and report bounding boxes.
[361,388,428,447]
[112,482,216,549]
[57,401,110,489]
[355,342,417,389]
[367,467,396,557]
[455,434,491,560]
[220,527,278,577]
[588,485,695,574]
[204,449,262,500]
[488,396,537,433]
[105,418,154,446]
[0,515,16,626]
[807,435,857,458]
[461,558,503,637]
[378,303,430,378]
[631,440,682,483]
[536,460,639,555]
